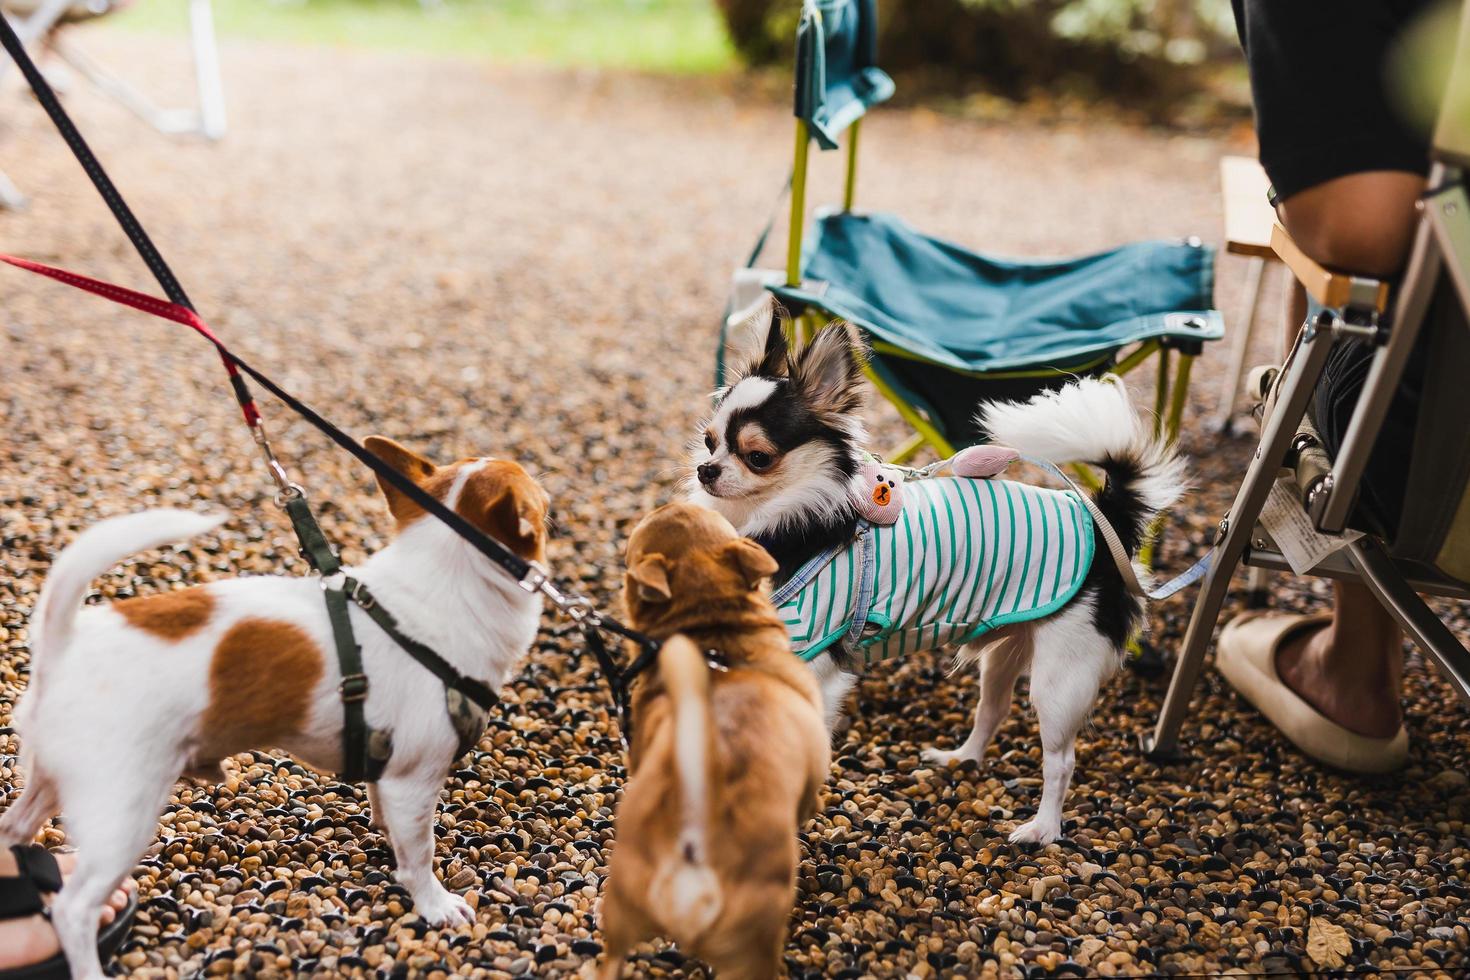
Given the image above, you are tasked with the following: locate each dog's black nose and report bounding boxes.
[697,462,721,485]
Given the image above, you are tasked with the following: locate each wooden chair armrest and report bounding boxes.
[1220,156,1278,258]
[1270,223,1390,312]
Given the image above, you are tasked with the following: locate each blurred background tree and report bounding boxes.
[113,0,1250,121]
[717,0,1240,119]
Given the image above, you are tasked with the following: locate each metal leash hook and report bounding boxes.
[514,558,667,749]
[518,561,603,626]
[250,416,304,505]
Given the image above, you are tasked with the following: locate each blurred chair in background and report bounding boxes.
[0,0,225,208]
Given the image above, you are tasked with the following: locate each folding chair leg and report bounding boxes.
[1345,539,1470,705]
[862,363,956,460]
[1143,320,1338,758]
[1137,352,1195,572]
[1213,256,1266,435]
[1164,353,1195,445]
[52,40,196,135]
[189,0,227,140]
[0,0,70,86]
[887,432,926,466]
[1113,339,1160,377]
[1153,347,1171,435]
[0,168,25,210]
[1243,565,1271,609]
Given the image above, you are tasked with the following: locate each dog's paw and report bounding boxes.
[1008,818,1062,846]
[922,746,981,768]
[414,888,475,927]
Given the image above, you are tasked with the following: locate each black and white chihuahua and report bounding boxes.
[689,305,1185,844]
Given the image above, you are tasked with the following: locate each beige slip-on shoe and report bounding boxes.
[1217,613,1408,774]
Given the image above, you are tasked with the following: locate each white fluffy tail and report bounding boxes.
[979,377,1186,554]
[30,509,227,679]
[648,635,722,939]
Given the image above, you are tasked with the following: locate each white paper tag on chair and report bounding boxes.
[1259,479,1363,575]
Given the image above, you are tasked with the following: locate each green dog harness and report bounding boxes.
[773,477,1096,665]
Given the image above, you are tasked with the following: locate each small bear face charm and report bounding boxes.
[856,459,904,524]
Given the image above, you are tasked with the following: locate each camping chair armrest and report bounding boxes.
[1220,156,1277,259]
[1270,224,1390,313]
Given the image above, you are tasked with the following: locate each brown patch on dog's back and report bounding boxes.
[192,619,323,765]
[116,587,215,641]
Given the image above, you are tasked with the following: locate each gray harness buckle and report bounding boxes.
[338,672,369,703]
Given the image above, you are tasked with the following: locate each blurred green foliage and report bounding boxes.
[115,0,736,74]
[717,0,1238,115]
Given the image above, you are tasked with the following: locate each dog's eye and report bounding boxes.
[746,451,774,472]
[704,433,716,452]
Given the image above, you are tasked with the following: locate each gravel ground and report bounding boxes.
[2,30,1468,979]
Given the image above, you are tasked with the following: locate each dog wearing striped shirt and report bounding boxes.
[689,310,1185,845]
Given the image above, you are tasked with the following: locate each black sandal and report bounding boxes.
[0,845,138,979]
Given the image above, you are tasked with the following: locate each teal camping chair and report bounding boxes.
[719,0,1224,534]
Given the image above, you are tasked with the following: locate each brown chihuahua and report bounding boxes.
[598,502,829,980]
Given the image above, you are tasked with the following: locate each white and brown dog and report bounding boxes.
[0,437,549,980]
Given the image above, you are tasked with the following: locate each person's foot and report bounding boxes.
[1275,619,1403,739]
[0,849,135,971]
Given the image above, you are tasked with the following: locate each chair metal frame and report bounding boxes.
[1144,161,1470,758]
[0,0,225,209]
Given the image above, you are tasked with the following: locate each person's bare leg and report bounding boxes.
[1277,171,1426,278]
[1275,581,1404,736]
[1261,170,1423,738]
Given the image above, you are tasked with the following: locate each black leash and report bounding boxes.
[0,9,661,749]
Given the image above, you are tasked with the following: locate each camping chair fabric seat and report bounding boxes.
[767,212,1224,443]
[770,211,1223,373]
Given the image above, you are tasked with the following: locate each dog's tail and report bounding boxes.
[648,634,723,940]
[979,377,1186,557]
[30,509,226,680]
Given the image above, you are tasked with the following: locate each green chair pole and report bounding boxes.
[843,119,862,211]
[786,120,812,344]
[1153,347,1172,437]
[864,363,956,459]
[888,431,927,466]
[1164,353,1195,444]
[1138,351,1195,573]
[1113,339,1160,377]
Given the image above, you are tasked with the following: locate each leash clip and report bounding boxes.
[517,561,551,596]
[519,561,602,626]
[559,593,601,626]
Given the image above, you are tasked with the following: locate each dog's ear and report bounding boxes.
[627,554,672,603]
[365,435,438,522]
[720,538,779,589]
[732,299,791,381]
[793,321,865,417]
[481,488,541,560]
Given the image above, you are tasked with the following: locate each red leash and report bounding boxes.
[1,254,260,427]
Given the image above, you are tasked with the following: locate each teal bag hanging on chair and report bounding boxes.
[796,0,894,150]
